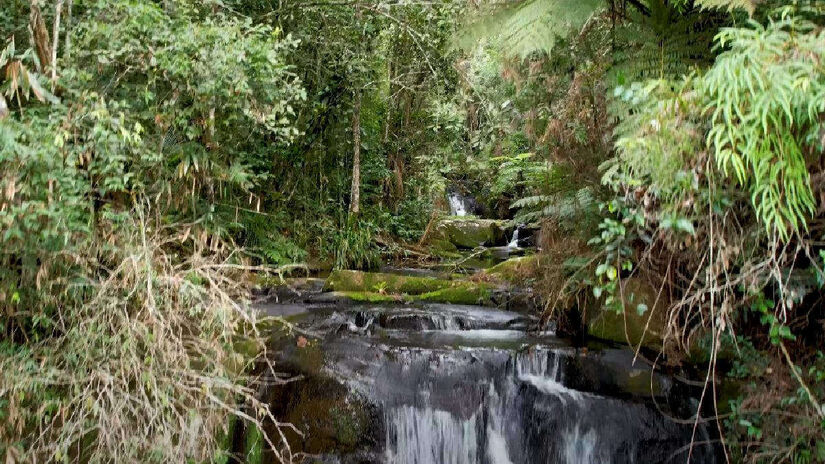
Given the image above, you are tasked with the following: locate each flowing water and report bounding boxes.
[252,288,718,463]
[507,227,520,249]
[448,192,469,217]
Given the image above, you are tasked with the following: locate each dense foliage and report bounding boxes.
[462,0,825,461]
[1,0,468,461]
[3,0,825,462]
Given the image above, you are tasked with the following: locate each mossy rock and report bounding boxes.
[324,270,494,305]
[324,270,453,294]
[417,285,493,305]
[334,291,400,303]
[265,370,376,455]
[586,278,668,350]
[429,218,507,249]
[685,330,739,365]
[482,255,540,284]
[616,368,666,397]
[429,238,459,254]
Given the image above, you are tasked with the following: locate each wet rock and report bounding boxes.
[417,286,492,305]
[323,270,495,305]
[586,278,668,350]
[261,369,380,457]
[255,276,326,303]
[429,218,507,249]
[481,254,540,284]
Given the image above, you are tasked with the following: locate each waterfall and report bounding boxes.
[385,406,480,464]
[448,192,468,217]
[264,278,720,463]
[562,425,602,464]
[384,349,586,464]
[507,227,520,248]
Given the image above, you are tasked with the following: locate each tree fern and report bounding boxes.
[610,0,721,84]
[458,0,602,57]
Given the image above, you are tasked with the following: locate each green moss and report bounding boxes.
[331,404,369,447]
[483,255,539,284]
[270,370,374,455]
[324,270,453,295]
[233,338,262,359]
[256,274,286,287]
[324,272,494,305]
[429,219,507,249]
[686,330,739,365]
[428,238,459,254]
[586,278,667,350]
[587,309,663,350]
[417,283,492,305]
[215,415,237,464]
[587,278,668,350]
[336,291,399,303]
[244,422,263,464]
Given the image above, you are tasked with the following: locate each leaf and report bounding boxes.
[25,70,46,102]
[675,218,695,235]
[596,263,608,276]
[606,266,618,281]
[636,303,648,315]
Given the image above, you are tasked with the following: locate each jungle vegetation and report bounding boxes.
[1,0,824,462]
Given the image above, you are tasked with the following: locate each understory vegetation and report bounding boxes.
[482,0,825,461]
[2,0,825,462]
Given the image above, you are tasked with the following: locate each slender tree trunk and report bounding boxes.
[64,0,73,60]
[51,0,65,88]
[349,91,362,215]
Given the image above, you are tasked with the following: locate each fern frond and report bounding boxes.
[510,194,551,209]
[459,0,601,58]
[695,0,758,15]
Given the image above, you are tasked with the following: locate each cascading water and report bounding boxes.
[258,293,720,463]
[507,227,520,249]
[448,192,468,217]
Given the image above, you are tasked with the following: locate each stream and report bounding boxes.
[243,270,720,463]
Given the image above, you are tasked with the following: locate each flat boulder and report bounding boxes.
[429,218,507,249]
[323,270,495,306]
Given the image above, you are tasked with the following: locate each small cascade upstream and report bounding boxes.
[507,227,520,249]
[255,286,720,463]
[448,192,469,217]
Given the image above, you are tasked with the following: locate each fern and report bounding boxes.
[695,0,758,15]
[703,14,825,238]
[458,0,602,57]
[511,187,596,227]
[241,212,308,265]
[610,0,721,85]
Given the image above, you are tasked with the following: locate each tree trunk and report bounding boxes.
[29,1,52,73]
[349,91,362,215]
[51,0,65,87]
